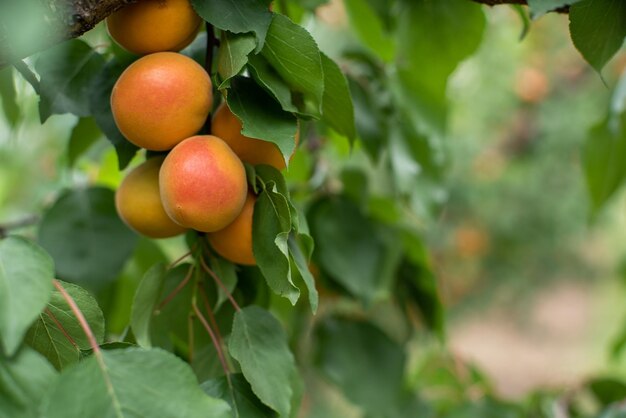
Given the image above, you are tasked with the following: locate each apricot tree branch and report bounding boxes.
[0,0,571,69]
[0,0,134,68]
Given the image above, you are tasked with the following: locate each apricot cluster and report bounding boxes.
[108,0,293,266]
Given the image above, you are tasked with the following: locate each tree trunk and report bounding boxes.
[0,0,566,69]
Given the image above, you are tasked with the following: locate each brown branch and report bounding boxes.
[0,0,134,68]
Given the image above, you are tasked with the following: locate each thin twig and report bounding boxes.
[198,254,241,312]
[192,303,232,382]
[198,283,237,408]
[157,263,194,310]
[53,279,122,411]
[199,282,225,353]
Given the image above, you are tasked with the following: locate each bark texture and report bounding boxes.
[0,0,568,69]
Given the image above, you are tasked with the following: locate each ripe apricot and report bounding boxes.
[111,52,212,151]
[207,192,256,265]
[212,103,299,170]
[106,0,202,55]
[115,157,187,238]
[159,135,247,232]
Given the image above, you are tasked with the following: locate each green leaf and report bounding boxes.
[229,306,297,417]
[582,116,626,214]
[589,378,626,407]
[0,67,19,127]
[307,197,402,304]
[315,318,405,415]
[24,281,104,370]
[398,259,445,339]
[217,31,256,88]
[528,0,581,17]
[89,56,139,170]
[348,76,388,160]
[67,117,102,167]
[227,76,298,166]
[0,236,53,356]
[35,39,104,122]
[253,189,299,304]
[343,0,395,62]
[129,263,167,348]
[0,347,58,418]
[288,234,318,313]
[41,347,231,418]
[202,373,276,418]
[260,14,324,116]
[320,53,356,141]
[38,187,138,291]
[569,0,626,73]
[395,0,485,134]
[248,54,298,113]
[190,0,272,49]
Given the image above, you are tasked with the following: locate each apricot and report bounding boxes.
[106,0,202,55]
[207,192,256,265]
[111,52,212,151]
[115,157,187,238]
[212,103,299,170]
[159,135,247,232]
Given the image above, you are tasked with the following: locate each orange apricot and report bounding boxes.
[207,192,256,265]
[111,52,212,151]
[212,102,299,170]
[115,157,187,238]
[159,135,247,232]
[106,0,202,55]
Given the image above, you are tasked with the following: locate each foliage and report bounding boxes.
[2,0,626,417]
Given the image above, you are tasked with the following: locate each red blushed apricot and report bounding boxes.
[207,192,256,265]
[212,103,299,170]
[159,135,247,232]
[111,52,212,151]
[106,0,202,55]
[115,157,187,238]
